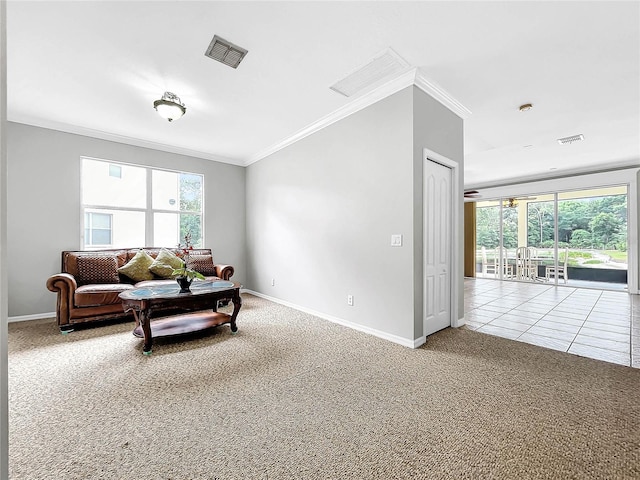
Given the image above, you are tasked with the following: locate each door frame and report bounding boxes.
[423,148,462,338]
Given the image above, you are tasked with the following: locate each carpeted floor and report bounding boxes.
[8,294,640,479]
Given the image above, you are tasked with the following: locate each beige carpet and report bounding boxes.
[8,294,640,479]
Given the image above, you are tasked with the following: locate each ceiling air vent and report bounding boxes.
[557,134,584,145]
[204,35,248,69]
[330,48,410,97]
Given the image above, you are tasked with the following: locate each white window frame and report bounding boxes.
[84,211,113,247]
[80,157,205,250]
[469,168,638,293]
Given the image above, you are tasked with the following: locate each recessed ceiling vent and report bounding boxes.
[330,48,410,97]
[205,35,248,69]
[557,134,584,145]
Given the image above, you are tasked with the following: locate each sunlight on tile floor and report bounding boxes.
[464,278,640,368]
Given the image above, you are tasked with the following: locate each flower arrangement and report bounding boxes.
[172,232,206,283]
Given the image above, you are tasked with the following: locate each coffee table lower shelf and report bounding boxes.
[132,311,236,344]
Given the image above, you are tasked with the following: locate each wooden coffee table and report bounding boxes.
[119,280,242,355]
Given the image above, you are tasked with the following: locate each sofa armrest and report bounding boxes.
[46,273,77,327]
[215,264,234,281]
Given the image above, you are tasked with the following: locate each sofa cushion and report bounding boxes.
[149,248,183,278]
[76,254,120,286]
[187,254,216,276]
[118,249,155,282]
[74,283,135,307]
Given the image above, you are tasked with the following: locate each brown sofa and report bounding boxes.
[46,248,234,332]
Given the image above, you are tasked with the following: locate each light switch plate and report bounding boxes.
[391,234,403,247]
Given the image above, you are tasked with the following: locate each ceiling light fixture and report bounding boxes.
[153,92,186,122]
[519,103,533,112]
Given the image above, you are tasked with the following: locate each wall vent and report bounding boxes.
[204,35,248,69]
[557,134,584,145]
[330,48,410,97]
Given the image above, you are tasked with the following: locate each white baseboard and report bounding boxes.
[452,316,466,328]
[8,312,55,323]
[413,336,426,348]
[243,290,419,349]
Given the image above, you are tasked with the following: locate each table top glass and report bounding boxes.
[119,280,240,301]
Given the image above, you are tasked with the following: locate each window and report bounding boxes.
[108,164,122,178]
[84,212,112,246]
[81,158,203,249]
[474,185,628,288]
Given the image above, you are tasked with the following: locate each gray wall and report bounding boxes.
[637,169,640,291]
[7,122,246,317]
[412,87,464,338]
[246,86,463,343]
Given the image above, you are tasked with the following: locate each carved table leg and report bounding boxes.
[229,289,242,334]
[139,310,153,355]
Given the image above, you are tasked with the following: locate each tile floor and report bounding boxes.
[464,278,640,368]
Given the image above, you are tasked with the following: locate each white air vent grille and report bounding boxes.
[330,48,410,97]
[557,134,584,145]
[205,35,248,69]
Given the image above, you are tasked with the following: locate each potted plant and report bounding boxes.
[172,232,205,292]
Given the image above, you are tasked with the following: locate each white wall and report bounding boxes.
[0,1,9,475]
[7,122,246,317]
[245,86,464,345]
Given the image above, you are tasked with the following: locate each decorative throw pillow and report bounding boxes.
[76,255,119,286]
[149,248,184,278]
[117,249,155,282]
[187,254,216,276]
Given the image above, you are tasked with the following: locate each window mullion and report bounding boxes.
[146,167,153,246]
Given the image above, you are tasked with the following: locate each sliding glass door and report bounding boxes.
[557,187,628,288]
[523,194,556,283]
[473,185,628,289]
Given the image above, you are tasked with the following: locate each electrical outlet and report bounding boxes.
[347,295,354,306]
[271,278,275,286]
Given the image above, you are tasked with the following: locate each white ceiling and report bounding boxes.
[7,1,640,187]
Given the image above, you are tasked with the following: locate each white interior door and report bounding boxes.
[424,159,452,336]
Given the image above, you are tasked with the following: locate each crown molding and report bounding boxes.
[246,67,471,166]
[413,69,472,119]
[245,68,418,166]
[10,67,471,169]
[7,115,244,167]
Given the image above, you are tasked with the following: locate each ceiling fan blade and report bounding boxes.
[464,190,481,198]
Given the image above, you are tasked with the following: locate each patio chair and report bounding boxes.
[546,247,569,284]
[516,246,537,281]
[481,247,498,277]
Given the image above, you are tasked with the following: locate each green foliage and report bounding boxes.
[527,201,554,247]
[476,206,500,248]
[583,260,603,265]
[476,205,518,249]
[179,174,203,247]
[475,193,627,254]
[569,229,592,248]
[589,212,621,248]
[568,251,593,259]
[605,250,628,262]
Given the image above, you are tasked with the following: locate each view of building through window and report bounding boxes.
[474,186,628,288]
[81,158,203,249]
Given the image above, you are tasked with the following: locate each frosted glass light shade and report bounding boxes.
[153,92,186,122]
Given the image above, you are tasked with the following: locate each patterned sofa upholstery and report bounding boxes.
[46,248,234,332]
